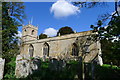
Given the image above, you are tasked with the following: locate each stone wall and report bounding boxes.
[15,54,41,78]
[0,58,5,80]
[16,30,103,78]
[22,24,38,42]
[21,31,94,58]
[20,30,103,64]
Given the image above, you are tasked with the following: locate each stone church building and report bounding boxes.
[20,24,103,64]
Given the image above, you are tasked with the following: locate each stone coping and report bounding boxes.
[24,30,93,44]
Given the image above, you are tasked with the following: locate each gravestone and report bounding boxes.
[42,55,46,62]
[30,56,41,74]
[49,58,58,71]
[15,55,30,78]
[58,59,66,71]
[15,55,41,78]
[0,58,5,80]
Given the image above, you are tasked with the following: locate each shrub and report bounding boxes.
[4,57,16,79]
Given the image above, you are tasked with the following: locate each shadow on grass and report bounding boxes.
[94,64,120,80]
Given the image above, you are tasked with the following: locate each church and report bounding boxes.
[20,23,103,63]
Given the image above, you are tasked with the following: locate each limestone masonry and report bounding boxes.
[20,24,103,64]
[15,24,103,78]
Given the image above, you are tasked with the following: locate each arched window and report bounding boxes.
[43,42,49,57]
[31,30,34,35]
[24,29,27,35]
[72,43,78,56]
[29,44,34,57]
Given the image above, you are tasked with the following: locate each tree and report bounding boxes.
[74,2,106,8]
[74,1,120,79]
[39,33,47,39]
[0,2,2,57]
[101,39,120,66]
[2,2,25,60]
[90,15,120,66]
[74,1,120,24]
[57,26,74,36]
[105,15,120,66]
[2,2,25,78]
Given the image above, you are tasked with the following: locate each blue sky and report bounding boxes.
[18,1,115,37]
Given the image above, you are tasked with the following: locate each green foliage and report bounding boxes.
[57,26,74,36]
[2,2,25,79]
[2,2,25,60]
[101,39,120,66]
[68,60,79,64]
[94,64,120,80]
[102,64,120,69]
[39,33,47,39]
[20,60,80,80]
[15,59,120,80]
[4,57,16,79]
[91,15,120,66]
[41,61,49,69]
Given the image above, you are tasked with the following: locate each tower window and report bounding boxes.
[24,29,26,32]
[31,30,34,35]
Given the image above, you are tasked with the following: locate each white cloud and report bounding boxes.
[50,0,80,18]
[16,31,22,37]
[43,28,58,37]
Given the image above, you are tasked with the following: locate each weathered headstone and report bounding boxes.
[0,58,5,80]
[49,58,58,71]
[42,55,46,62]
[15,54,30,78]
[30,56,41,74]
[15,55,41,78]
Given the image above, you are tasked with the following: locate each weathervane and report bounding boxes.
[28,17,33,24]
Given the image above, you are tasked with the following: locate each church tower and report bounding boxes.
[22,24,38,42]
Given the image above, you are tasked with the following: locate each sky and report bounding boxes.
[18,0,115,37]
